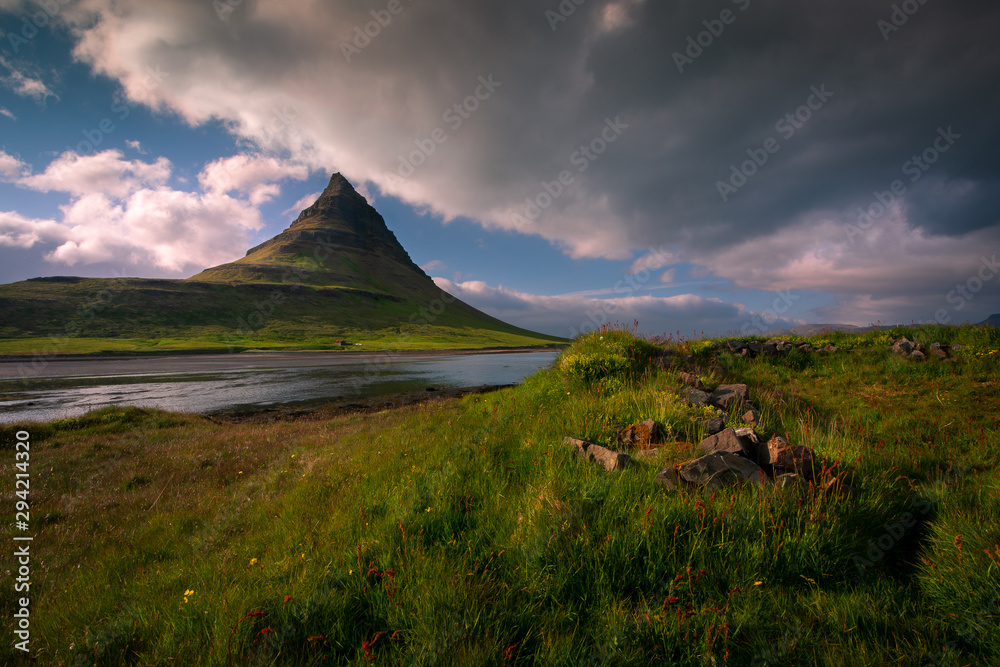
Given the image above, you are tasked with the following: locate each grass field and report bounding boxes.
[1,324,998,665]
[0,328,563,358]
[0,277,565,357]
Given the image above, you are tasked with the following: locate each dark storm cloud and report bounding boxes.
[3,0,998,323]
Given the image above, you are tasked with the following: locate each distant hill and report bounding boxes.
[764,323,895,338]
[765,316,1000,339]
[0,174,564,354]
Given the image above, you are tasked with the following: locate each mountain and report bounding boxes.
[192,174,434,300]
[981,314,1000,328]
[0,174,564,354]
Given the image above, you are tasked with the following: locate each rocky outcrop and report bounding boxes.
[708,384,749,410]
[679,371,706,390]
[619,419,658,448]
[685,388,711,407]
[756,436,823,481]
[656,429,851,494]
[563,437,632,472]
[890,337,953,361]
[700,416,726,435]
[675,452,768,490]
[695,427,757,458]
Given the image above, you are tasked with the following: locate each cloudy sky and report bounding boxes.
[0,0,997,338]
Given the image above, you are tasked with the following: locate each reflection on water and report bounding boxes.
[0,351,559,423]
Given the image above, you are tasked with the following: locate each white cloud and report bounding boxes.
[0,107,15,121]
[125,139,146,153]
[433,277,790,338]
[355,181,378,205]
[629,213,1000,325]
[0,211,64,248]
[597,0,646,33]
[283,191,322,219]
[0,150,27,180]
[199,154,310,205]
[659,268,676,283]
[0,56,56,103]
[0,150,275,273]
[48,188,264,270]
[19,150,171,198]
[421,259,446,273]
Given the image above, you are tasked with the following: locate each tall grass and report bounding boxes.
[1,323,998,665]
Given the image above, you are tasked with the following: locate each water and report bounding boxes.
[0,350,559,423]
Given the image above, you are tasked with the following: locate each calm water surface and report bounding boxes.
[0,350,559,423]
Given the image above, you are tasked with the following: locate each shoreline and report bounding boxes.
[204,383,516,425]
[0,345,565,364]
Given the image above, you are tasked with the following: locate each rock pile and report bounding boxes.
[715,338,839,359]
[654,428,852,495]
[890,337,956,361]
[561,355,856,496]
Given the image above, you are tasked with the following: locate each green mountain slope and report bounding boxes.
[0,174,564,355]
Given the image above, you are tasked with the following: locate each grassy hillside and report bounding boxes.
[0,276,564,356]
[2,323,998,665]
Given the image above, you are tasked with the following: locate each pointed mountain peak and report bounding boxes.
[320,172,357,197]
[291,172,368,226]
[191,171,429,291]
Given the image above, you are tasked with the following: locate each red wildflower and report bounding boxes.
[662,596,681,610]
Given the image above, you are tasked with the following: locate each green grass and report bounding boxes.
[1,324,998,665]
[0,277,565,356]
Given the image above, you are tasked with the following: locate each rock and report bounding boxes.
[766,339,792,353]
[732,426,761,443]
[929,343,948,360]
[700,416,726,435]
[678,371,705,390]
[742,407,760,425]
[563,437,631,472]
[796,343,813,353]
[677,453,768,490]
[763,342,779,355]
[952,344,963,352]
[820,344,839,353]
[655,466,682,491]
[908,350,926,361]
[748,341,764,354]
[695,427,756,458]
[686,388,711,407]
[891,337,913,354]
[620,419,658,448]
[759,436,822,481]
[727,340,747,354]
[709,384,749,410]
[636,448,663,461]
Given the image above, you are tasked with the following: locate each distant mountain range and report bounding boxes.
[0,174,564,353]
[766,314,1000,338]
